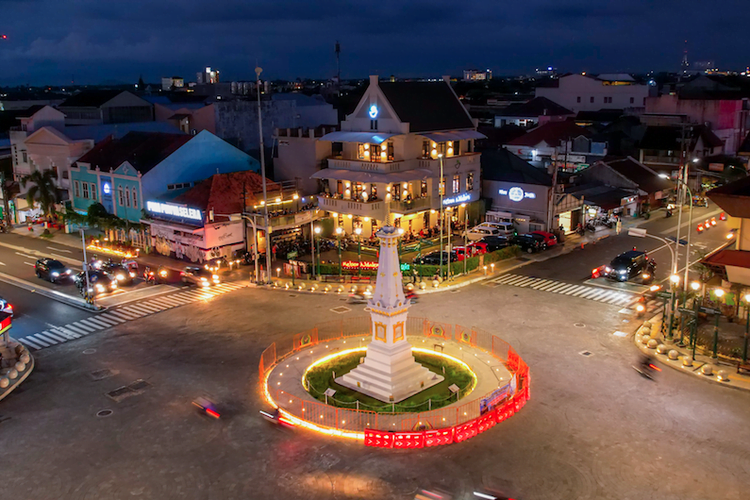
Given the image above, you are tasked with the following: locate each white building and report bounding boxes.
[536,74,650,113]
[463,69,492,81]
[313,75,485,237]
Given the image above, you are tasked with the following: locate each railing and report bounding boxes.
[389,196,433,214]
[328,157,405,172]
[318,196,386,219]
[259,317,529,446]
[643,155,680,165]
[416,152,481,170]
[268,208,324,228]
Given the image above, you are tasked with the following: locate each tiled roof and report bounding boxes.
[173,171,279,215]
[17,105,47,118]
[482,148,552,186]
[75,131,191,174]
[497,97,573,118]
[601,157,672,194]
[707,176,750,217]
[639,124,723,151]
[378,81,474,133]
[506,120,592,147]
[59,90,125,108]
[701,249,750,269]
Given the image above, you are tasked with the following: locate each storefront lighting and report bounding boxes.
[293,193,299,200]
[714,289,724,298]
[690,281,701,291]
[275,197,281,203]
[314,226,321,234]
[335,227,343,235]
[381,151,386,159]
[364,144,369,150]
[402,182,408,188]
[386,185,391,192]
[447,148,453,155]
[364,217,370,222]
[348,214,353,219]
[354,227,362,235]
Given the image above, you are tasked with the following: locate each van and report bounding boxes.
[478,222,516,237]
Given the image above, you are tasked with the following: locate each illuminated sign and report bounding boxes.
[340,261,411,272]
[498,187,536,202]
[146,201,202,221]
[443,193,472,205]
[368,104,379,119]
[102,182,111,195]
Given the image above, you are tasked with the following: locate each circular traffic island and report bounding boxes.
[304,348,477,413]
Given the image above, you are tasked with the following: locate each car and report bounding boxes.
[604,250,656,283]
[511,234,544,253]
[101,263,137,286]
[478,235,511,252]
[530,230,558,247]
[34,258,72,283]
[526,233,548,250]
[478,221,517,237]
[465,226,501,242]
[0,296,14,316]
[412,251,458,266]
[181,266,221,287]
[467,242,489,255]
[74,270,118,295]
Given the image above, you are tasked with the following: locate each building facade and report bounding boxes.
[313,75,485,238]
[536,74,650,113]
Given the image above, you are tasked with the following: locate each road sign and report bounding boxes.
[699,306,721,315]
[287,250,298,260]
[628,228,647,238]
[666,236,689,246]
[678,307,696,315]
[656,291,672,299]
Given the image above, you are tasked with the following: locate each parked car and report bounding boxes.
[530,230,558,247]
[74,270,118,295]
[453,245,486,261]
[478,222,517,237]
[101,262,137,286]
[34,258,72,283]
[467,242,489,255]
[413,251,458,266]
[465,225,501,242]
[478,235,511,252]
[604,250,656,283]
[511,234,544,253]
[181,266,221,287]
[526,233,549,250]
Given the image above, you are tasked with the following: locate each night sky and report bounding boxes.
[1,0,748,86]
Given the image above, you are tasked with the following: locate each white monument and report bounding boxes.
[336,226,443,402]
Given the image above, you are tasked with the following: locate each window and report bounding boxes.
[357,143,371,160]
[90,183,96,200]
[604,97,612,104]
[117,186,124,206]
[421,140,431,159]
[452,174,460,194]
[590,96,595,103]
[132,188,138,209]
[167,184,175,190]
[22,151,27,163]
[82,182,89,199]
[73,181,80,198]
[454,141,461,156]
[62,170,69,179]
[51,166,58,178]
[124,188,131,208]
[386,142,394,161]
[370,119,377,130]
[437,142,447,156]
[643,97,646,105]
[577,96,581,103]
[439,177,445,196]
[420,180,428,197]
[466,172,474,191]
[629,97,635,104]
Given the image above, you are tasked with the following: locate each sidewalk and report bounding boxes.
[633,315,750,392]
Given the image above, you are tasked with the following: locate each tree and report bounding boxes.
[21,170,58,216]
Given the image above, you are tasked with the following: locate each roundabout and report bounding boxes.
[259,226,530,448]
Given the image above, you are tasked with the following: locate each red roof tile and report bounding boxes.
[173,171,279,217]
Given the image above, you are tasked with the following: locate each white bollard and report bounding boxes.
[717,370,730,382]
[0,377,8,388]
[656,344,669,354]
[682,356,693,367]
[701,364,713,376]
[647,339,658,349]
[14,362,25,372]
[668,350,680,360]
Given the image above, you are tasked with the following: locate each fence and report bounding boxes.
[259,317,530,446]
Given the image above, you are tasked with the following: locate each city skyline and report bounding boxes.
[2,0,749,86]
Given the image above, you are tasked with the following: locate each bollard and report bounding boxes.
[701,364,713,376]
[656,344,669,354]
[647,339,658,349]
[682,356,693,367]
[717,370,730,382]
[668,350,679,360]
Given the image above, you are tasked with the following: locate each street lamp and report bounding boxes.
[461,203,468,275]
[313,226,321,278]
[660,173,694,293]
[712,288,725,358]
[666,274,681,340]
[690,281,701,291]
[438,153,445,281]
[743,293,750,363]
[255,66,272,284]
[335,227,343,277]
[354,227,362,277]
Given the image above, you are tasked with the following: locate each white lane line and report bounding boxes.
[503,275,529,285]
[107,310,139,321]
[21,337,44,349]
[514,278,538,287]
[88,317,118,327]
[71,321,96,333]
[530,280,553,290]
[15,252,36,259]
[34,331,61,344]
[138,303,166,313]
[52,326,81,339]
[162,296,194,305]
[99,313,126,324]
[47,247,72,253]
[79,319,106,330]
[555,284,578,294]
[63,324,91,336]
[494,274,517,284]
[24,262,35,266]
[153,296,184,307]
[544,283,568,292]
[0,262,5,266]
[570,287,592,297]
[120,306,149,317]
[537,281,563,291]
[149,298,179,308]
[582,289,606,299]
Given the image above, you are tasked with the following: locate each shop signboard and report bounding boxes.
[442,193,472,206]
[498,187,537,201]
[146,201,203,225]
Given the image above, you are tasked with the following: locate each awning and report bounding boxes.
[418,130,486,142]
[310,168,433,184]
[318,131,400,144]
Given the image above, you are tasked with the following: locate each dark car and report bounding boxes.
[413,251,458,266]
[101,263,137,286]
[605,250,656,283]
[34,258,72,283]
[511,234,544,253]
[526,233,548,250]
[181,266,221,287]
[478,235,510,252]
[74,270,118,295]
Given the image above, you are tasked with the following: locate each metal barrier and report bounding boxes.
[259,317,529,445]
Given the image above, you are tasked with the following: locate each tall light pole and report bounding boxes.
[660,174,694,296]
[438,153,444,280]
[80,228,93,308]
[335,226,343,277]
[743,293,750,363]
[313,226,321,278]
[354,227,362,277]
[461,202,468,275]
[255,66,271,284]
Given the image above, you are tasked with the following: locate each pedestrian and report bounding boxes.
[412,268,418,284]
[272,243,278,262]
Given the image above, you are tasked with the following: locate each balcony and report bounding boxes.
[414,152,481,171]
[643,155,680,165]
[328,157,406,173]
[318,195,386,220]
[389,196,433,214]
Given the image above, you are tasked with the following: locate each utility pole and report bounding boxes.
[0,171,11,230]
[256,66,272,284]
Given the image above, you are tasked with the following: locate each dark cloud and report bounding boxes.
[1,0,749,85]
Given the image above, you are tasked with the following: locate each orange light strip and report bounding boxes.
[86,244,140,259]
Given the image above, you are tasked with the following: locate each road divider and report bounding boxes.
[0,270,99,311]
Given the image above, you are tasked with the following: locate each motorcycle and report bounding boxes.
[405,291,419,304]
[192,396,221,419]
[347,293,369,304]
[633,356,661,380]
[665,209,673,218]
[144,268,156,285]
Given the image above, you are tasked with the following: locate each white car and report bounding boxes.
[477,222,516,237]
[465,226,501,241]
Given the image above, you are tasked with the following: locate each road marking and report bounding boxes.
[78,319,106,330]
[24,262,35,266]
[15,252,36,259]
[21,337,45,349]
[70,321,97,333]
[35,331,62,344]
[99,313,126,324]
[47,247,72,253]
[52,326,81,340]
[0,262,5,266]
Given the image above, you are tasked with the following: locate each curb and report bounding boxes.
[0,271,102,312]
[0,345,34,403]
[633,319,750,393]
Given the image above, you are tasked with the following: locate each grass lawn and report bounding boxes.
[304,350,476,413]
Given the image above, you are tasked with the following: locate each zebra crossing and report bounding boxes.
[487,273,637,306]
[19,282,247,351]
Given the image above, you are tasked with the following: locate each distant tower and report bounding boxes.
[681,40,690,76]
[335,41,341,93]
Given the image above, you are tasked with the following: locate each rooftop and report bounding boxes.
[599,157,672,194]
[639,124,723,151]
[506,120,592,147]
[378,81,475,133]
[172,170,279,217]
[59,90,126,108]
[707,176,750,218]
[496,97,573,118]
[75,131,191,174]
[482,148,552,186]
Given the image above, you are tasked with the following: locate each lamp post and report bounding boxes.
[667,274,680,340]
[313,226,321,278]
[438,153,445,281]
[713,288,724,359]
[461,203,468,275]
[354,227,362,277]
[659,173,694,296]
[743,293,750,363]
[335,227,343,277]
[255,66,272,284]
[80,228,94,308]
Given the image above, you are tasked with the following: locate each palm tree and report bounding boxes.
[21,170,58,217]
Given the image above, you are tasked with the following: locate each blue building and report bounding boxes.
[70,130,260,244]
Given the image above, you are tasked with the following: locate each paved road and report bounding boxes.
[0,273,747,499]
